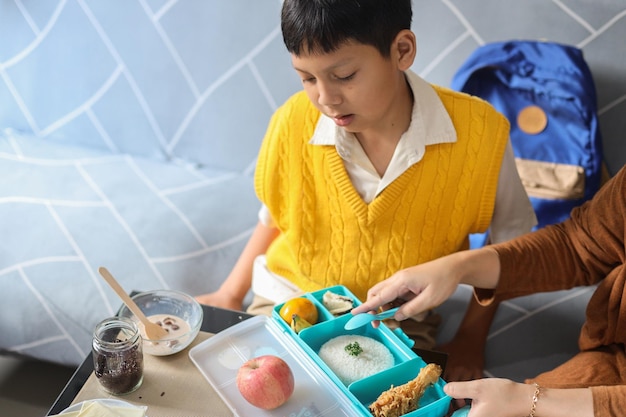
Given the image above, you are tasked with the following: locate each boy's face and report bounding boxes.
[291,36,414,136]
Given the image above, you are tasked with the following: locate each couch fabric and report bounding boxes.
[1,0,625,385]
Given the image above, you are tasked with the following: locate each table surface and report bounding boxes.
[47,304,254,415]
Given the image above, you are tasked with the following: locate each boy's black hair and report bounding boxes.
[281,0,413,57]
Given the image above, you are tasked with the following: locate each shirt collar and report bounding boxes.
[309,70,457,153]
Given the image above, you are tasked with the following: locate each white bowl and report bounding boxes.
[118,289,203,356]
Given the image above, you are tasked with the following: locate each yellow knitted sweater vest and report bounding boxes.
[255,87,509,301]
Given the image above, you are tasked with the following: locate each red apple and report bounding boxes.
[236,355,295,410]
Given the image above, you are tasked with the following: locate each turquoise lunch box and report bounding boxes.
[190,285,451,416]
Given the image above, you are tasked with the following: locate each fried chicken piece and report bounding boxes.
[369,363,442,417]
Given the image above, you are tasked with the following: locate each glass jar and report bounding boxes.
[92,316,144,395]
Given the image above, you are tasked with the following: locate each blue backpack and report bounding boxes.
[451,40,605,246]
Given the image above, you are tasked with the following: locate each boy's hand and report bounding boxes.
[195,290,243,311]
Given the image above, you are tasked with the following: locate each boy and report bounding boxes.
[196,0,536,380]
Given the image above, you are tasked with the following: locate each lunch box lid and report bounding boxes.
[189,314,363,416]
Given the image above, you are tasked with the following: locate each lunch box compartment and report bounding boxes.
[272,285,360,332]
[349,357,451,417]
[298,313,416,370]
[309,285,359,317]
[296,313,423,404]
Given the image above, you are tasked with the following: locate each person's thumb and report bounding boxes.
[444,380,476,400]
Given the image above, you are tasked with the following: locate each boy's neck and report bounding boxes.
[355,75,414,177]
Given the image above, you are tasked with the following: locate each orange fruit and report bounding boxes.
[279,297,318,325]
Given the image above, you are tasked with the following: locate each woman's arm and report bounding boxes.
[445,379,594,417]
[352,247,501,320]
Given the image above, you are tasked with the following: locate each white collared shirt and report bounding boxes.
[259,70,537,244]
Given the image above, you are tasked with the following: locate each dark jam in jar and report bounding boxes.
[92,316,144,395]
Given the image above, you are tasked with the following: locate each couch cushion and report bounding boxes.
[0,0,300,171]
[0,130,259,365]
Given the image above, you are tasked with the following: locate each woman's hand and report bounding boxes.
[352,248,501,322]
[445,378,594,417]
[445,379,534,417]
[352,252,467,321]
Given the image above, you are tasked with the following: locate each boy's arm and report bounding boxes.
[195,221,280,311]
[488,141,537,242]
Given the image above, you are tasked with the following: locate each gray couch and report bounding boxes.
[1,0,624,386]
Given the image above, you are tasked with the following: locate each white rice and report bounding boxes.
[318,335,394,385]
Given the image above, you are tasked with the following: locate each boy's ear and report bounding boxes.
[393,29,417,70]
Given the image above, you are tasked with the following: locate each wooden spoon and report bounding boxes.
[98,267,169,340]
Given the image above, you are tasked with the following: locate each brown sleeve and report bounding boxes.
[473,287,496,306]
[488,166,626,301]
[591,385,626,417]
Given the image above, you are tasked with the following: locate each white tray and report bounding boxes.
[189,315,360,416]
